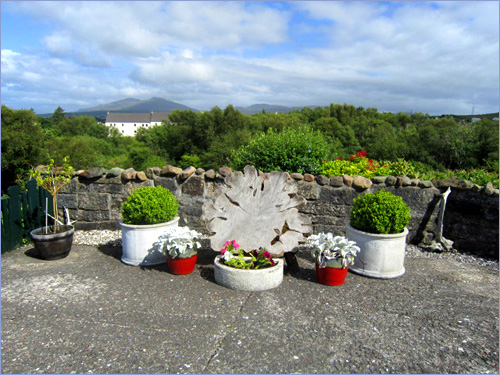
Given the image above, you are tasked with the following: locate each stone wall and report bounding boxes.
[59,166,499,259]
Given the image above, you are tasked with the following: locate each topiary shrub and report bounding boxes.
[350,190,410,234]
[121,186,179,225]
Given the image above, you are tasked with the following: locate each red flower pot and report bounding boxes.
[315,264,348,286]
[166,254,197,275]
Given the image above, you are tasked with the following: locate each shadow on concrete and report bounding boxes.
[23,246,42,260]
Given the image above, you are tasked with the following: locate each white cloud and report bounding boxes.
[1,1,498,115]
[130,52,215,84]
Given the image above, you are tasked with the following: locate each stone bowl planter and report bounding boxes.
[214,256,284,291]
[346,223,408,279]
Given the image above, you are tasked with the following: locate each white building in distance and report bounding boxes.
[105,112,171,136]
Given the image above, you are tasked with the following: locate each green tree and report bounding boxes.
[51,106,66,125]
[312,117,361,156]
[54,115,109,138]
[1,105,47,192]
[45,136,109,169]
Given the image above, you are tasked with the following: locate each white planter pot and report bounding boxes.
[120,217,179,266]
[214,256,284,291]
[346,223,408,279]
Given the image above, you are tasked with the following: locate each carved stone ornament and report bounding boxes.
[202,165,312,257]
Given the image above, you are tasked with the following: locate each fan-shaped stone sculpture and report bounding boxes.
[202,165,312,257]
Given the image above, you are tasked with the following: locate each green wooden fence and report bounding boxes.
[1,180,53,253]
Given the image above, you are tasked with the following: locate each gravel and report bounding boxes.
[73,230,499,270]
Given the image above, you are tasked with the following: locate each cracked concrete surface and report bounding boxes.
[1,244,498,374]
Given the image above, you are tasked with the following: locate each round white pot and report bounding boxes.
[214,256,284,291]
[346,223,408,279]
[120,217,179,266]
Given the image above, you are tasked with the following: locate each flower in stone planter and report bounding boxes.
[308,233,360,268]
[160,227,201,259]
[219,240,276,269]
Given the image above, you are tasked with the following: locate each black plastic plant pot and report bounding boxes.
[30,225,75,260]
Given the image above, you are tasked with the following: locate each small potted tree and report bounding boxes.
[29,157,75,260]
[161,226,201,275]
[308,233,360,286]
[120,186,179,266]
[214,240,284,291]
[346,189,411,279]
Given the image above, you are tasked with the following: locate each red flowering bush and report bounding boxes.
[220,240,276,269]
[321,151,390,178]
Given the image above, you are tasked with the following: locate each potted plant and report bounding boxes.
[161,226,201,275]
[29,157,75,260]
[308,233,360,286]
[120,186,179,266]
[346,189,411,279]
[214,240,284,291]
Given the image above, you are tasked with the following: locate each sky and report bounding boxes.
[1,0,499,115]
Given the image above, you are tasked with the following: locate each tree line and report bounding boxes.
[2,103,498,193]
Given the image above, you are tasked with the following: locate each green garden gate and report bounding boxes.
[1,179,53,253]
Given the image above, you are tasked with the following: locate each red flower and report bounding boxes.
[349,155,355,160]
[262,251,272,259]
[361,150,368,157]
[337,157,342,160]
[368,159,373,163]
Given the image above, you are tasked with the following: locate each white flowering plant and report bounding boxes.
[307,233,360,268]
[161,227,201,259]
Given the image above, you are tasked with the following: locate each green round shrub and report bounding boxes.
[230,127,333,175]
[350,190,410,234]
[121,186,179,225]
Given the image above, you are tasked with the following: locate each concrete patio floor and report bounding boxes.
[1,244,498,374]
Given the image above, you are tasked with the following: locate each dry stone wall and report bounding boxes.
[58,165,499,259]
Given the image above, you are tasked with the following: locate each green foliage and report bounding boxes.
[1,105,47,192]
[127,145,160,171]
[121,186,179,225]
[46,136,110,169]
[419,168,499,189]
[53,115,109,139]
[312,117,361,155]
[350,190,411,234]
[383,158,423,179]
[1,104,498,193]
[179,155,201,169]
[231,126,333,174]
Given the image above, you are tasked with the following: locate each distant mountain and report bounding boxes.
[235,103,311,114]
[59,97,197,118]
[77,98,142,112]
